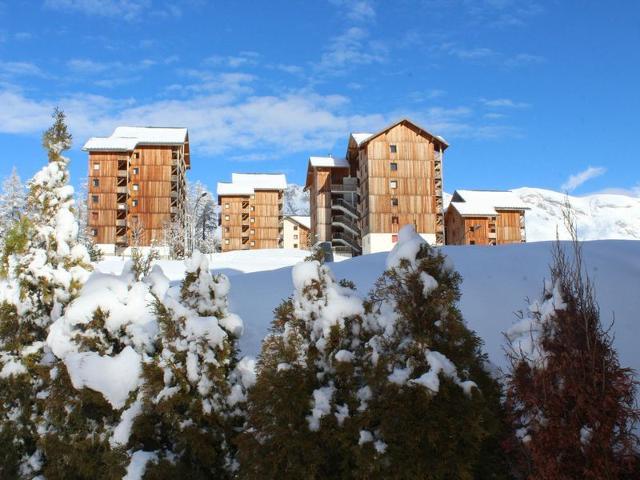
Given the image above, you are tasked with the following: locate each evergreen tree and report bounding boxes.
[239,259,364,479]
[129,251,249,478]
[356,225,510,479]
[0,167,27,243]
[504,220,639,478]
[0,108,92,477]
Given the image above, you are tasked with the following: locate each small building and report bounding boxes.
[82,126,190,255]
[283,215,311,250]
[217,173,286,251]
[305,118,448,256]
[445,190,529,245]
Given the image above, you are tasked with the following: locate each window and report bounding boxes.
[224,215,230,221]
[250,229,255,234]
[132,184,139,191]
[93,162,100,171]
[390,144,397,153]
[392,234,398,243]
[250,206,255,211]
[294,244,298,248]
[390,162,398,171]
[225,203,230,209]
[91,212,98,221]
[250,241,255,246]
[293,225,298,230]
[92,195,99,203]
[132,167,139,175]
[131,215,139,223]
[250,218,255,223]
[391,198,398,207]
[134,152,140,159]
[293,234,298,240]
[225,227,229,233]
[392,216,399,224]
[132,199,138,207]
[91,228,98,236]
[225,239,230,245]
[92,178,99,187]
[469,226,475,232]
[390,180,397,189]
[469,240,476,245]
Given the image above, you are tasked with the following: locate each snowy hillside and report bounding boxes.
[513,187,640,241]
[97,241,640,379]
[283,184,310,215]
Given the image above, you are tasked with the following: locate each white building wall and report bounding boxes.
[282,218,304,249]
[362,232,437,254]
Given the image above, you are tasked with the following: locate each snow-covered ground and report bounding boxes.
[98,242,640,377]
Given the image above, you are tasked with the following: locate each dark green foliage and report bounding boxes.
[0,217,31,278]
[42,107,72,161]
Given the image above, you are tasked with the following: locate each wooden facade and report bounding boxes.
[444,190,528,245]
[305,118,448,255]
[217,174,285,252]
[84,128,189,252]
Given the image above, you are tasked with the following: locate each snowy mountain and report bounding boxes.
[290,183,640,241]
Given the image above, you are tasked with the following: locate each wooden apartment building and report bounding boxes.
[445,190,529,245]
[82,127,190,254]
[305,118,448,255]
[217,173,286,251]
[283,216,311,250]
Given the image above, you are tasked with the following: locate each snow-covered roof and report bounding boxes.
[351,133,373,146]
[82,126,188,151]
[449,189,529,217]
[217,182,254,196]
[286,215,311,229]
[309,156,350,168]
[231,173,287,190]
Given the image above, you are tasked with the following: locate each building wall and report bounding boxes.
[362,232,437,254]
[445,207,526,245]
[309,167,332,245]
[219,189,283,251]
[88,143,187,251]
[283,218,310,249]
[359,122,445,245]
[496,210,526,243]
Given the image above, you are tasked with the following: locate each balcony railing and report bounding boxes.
[331,183,357,193]
[332,198,358,218]
[332,214,359,235]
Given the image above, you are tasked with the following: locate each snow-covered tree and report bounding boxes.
[127,251,250,477]
[239,259,364,478]
[74,178,103,262]
[0,108,92,477]
[356,225,509,478]
[0,167,26,239]
[283,184,310,215]
[504,220,639,478]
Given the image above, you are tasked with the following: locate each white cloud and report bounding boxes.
[0,61,44,77]
[316,27,387,74]
[204,52,260,69]
[561,166,607,192]
[330,0,376,22]
[481,98,530,108]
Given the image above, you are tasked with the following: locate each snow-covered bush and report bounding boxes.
[356,225,509,478]
[239,259,365,478]
[0,108,93,478]
[504,231,639,478]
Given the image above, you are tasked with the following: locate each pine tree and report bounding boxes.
[356,225,510,479]
[0,108,93,477]
[129,251,249,478]
[0,167,27,245]
[504,216,639,479]
[238,259,364,479]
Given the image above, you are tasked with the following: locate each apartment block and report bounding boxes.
[305,118,448,255]
[82,126,190,254]
[217,173,286,251]
[283,216,311,249]
[445,190,528,245]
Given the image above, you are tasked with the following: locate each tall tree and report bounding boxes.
[0,167,26,230]
[504,213,639,479]
[0,108,92,478]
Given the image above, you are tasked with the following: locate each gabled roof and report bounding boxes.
[82,137,139,151]
[308,156,350,168]
[286,215,311,229]
[449,189,529,217]
[217,182,254,196]
[83,126,188,151]
[231,173,287,190]
[350,118,449,150]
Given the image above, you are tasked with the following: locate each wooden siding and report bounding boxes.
[445,206,526,245]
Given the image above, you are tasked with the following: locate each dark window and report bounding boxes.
[132,199,139,207]
[391,198,398,207]
[392,216,399,224]
[92,195,98,203]
[134,152,140,159]
[91,212,98,220]
[92,178,99,187]
[470,240,476,245]
[390,162,398,171]
[294,244,298,248]
[91,229,97,236]
[293,225,298,230]
[390,144,397,153]
[133,167,139,175]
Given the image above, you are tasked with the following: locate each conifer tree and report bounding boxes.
[504,217,639,479]
[0,108,92,477]
[238,259,364,479]
[356,225,510,479]
[0,167,26,246]
[129,251,250,478]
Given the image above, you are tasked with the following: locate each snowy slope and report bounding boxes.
[97,242,640,380]
[513,187,640,241]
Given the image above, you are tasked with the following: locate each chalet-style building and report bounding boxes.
[445,190,529,245]
[82,126,190,254]
[283,216,311,250]
[305,118,448,255]
[217,173,286,251]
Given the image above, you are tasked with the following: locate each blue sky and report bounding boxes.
[0,0,638,196]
